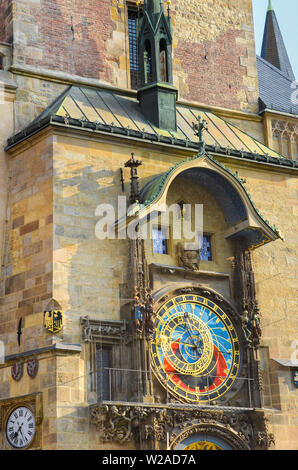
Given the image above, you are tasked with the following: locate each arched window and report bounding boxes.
[292,137,298,160]
[281,132,291,158]
[160,38,168,82]
[144,40,152,84]
[272,129,281,154]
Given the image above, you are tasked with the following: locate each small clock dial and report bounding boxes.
[6,406,36,449]
[151,294,241,403]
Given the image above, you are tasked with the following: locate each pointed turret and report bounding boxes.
[261,0,295,80]
[137,0,177,131]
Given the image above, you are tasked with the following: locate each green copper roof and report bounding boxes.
[5,86,297,170]
[138,153,282,250]
[55,87,287,158]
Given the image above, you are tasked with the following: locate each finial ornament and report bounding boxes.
[124,152,143,205]
[167,0,171,17]
[192,116,208,155]
[267,0,273,11]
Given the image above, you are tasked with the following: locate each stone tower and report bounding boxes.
[0,0,297,452]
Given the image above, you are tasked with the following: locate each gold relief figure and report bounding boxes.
[185,441,223,450]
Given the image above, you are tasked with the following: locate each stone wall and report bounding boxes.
[0,84,15,298]
[0,126,297,449]
[6,0,258,115]
[226,159,298,451]
[171,0,259,112]
[0,130,54,357]
[0,0,13,43]
[11,0,116,82]
[0,353,57,449]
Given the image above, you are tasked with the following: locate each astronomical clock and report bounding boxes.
[151,292,242,405]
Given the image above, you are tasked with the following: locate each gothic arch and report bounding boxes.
[170,422,250,450]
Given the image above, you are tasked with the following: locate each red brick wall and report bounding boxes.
[170,0,258,111]
[15,0,115,82]
[0,0,13,43]
[175,29,249,111]
[11,0,258,112]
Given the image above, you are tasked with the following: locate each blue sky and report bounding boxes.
[252,0,298,79]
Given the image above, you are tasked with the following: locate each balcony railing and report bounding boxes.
[95,366,257,410]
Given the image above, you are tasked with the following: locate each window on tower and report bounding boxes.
[96,346,112,401]
[144,39,152,84]
[152,227,168,255]
[198,234,212,261]
[160,38,168,82]
[128,7,141,89]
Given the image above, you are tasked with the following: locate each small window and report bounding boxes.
[152,227,168,254]
[0,56,3,70]
[96,346,112,401]
[160,39,168,82]
[199,234,212,261]
[144,39,152,84]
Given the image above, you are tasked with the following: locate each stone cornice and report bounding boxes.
[2,342,82,365]
[5,117,298,173]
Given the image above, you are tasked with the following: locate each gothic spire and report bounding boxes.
[137,0,177,131]
[261,1,295,80]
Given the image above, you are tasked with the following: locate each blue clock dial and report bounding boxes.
[151,294,241,402]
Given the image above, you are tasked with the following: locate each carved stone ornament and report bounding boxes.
[90,403,274,450]
[90,404,151,444]
[177,243,201,271]
[80,316,128,344]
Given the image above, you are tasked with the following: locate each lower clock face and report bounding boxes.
[6,406,36,449]
[151,294,241,402]
[174,433,234,450]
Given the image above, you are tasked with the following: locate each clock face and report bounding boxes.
[174,433,233,450]
[151,294,241,403]
[6,406,36,449]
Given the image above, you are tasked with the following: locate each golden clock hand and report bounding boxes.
[183,313,199,353]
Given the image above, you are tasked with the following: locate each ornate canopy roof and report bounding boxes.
[127,153,282,251]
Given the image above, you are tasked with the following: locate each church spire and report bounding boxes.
[267,0,273,11]
[261,1,295,80]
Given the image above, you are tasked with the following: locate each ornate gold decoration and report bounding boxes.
[43,299,63,334]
